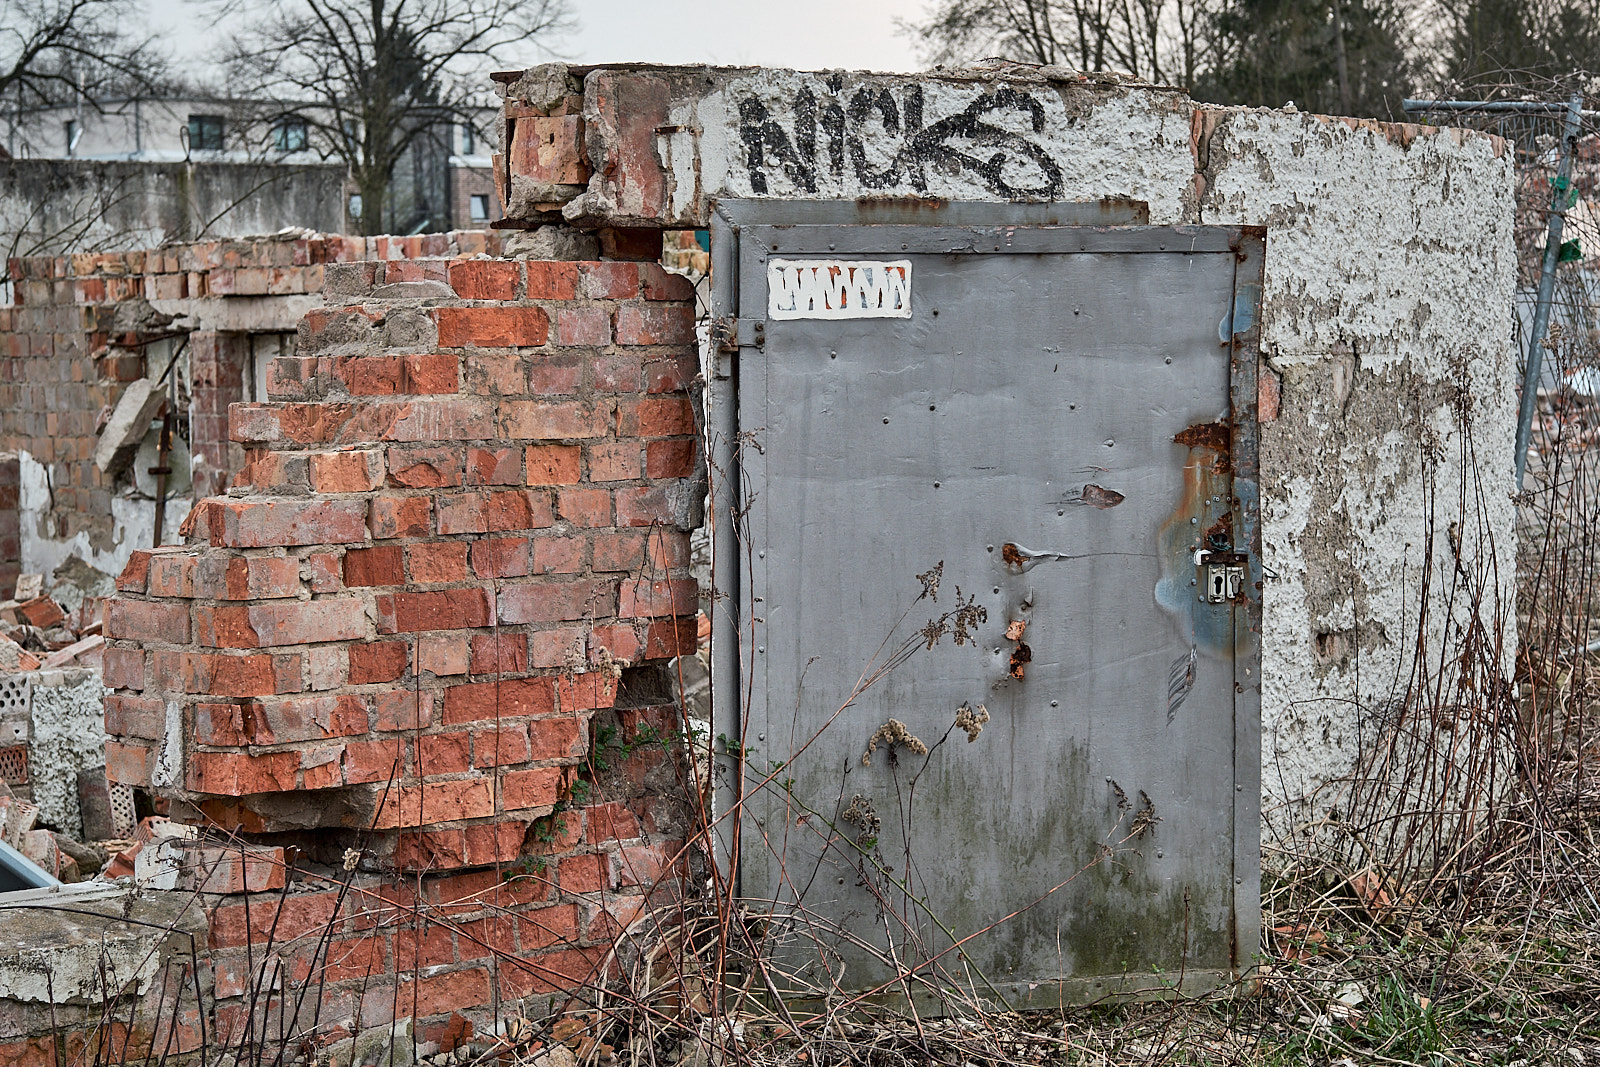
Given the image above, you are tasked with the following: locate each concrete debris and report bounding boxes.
[10,575,40,602]
[92,377,167,475]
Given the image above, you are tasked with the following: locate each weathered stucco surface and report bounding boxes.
[499,63,1519,840]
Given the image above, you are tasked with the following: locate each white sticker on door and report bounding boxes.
[768,259,912,319]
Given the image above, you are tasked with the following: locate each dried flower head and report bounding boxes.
[862,718,927,765]
[954,702,990,742]
[341,848,361,872]
[840,794,882,842]
[916,561,944,602]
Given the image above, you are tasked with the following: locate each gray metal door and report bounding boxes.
[710,203,1264,1007]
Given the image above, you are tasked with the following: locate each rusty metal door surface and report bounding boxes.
[710,203,1264,1007]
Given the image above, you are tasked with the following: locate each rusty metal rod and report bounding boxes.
[1516,94,1585,489]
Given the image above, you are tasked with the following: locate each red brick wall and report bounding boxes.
[0,450,18,595]
[87,254,703,1049]
[2,232,503,557]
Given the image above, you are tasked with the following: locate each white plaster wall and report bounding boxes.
[17,450,190,580]
[603,67,1520,839]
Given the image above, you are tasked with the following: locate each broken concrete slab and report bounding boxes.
[92,378,167,476]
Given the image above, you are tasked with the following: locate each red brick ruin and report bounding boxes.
[1,229,704,1060]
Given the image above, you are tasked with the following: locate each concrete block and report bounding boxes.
[92,378,166,475]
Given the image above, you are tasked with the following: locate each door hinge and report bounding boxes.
[711,316,766,351]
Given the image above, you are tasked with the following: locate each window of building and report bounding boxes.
[273,118,308,152]
[188,114,225,151]
[64,119,78,154]
[461,122,475,155]
[470,194,490,221]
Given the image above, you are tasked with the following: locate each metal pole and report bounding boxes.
[1516,93,1585,489]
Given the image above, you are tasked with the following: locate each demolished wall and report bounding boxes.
[48,253,700,1052]
[494,62,1520,830]
[1,230,500,582]
[0,159,347,260]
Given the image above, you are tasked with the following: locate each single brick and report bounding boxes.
[465,447,521,486]
[387,446,463,488]
[533,537,584,574]
[555,307,611,346]
[615,304,694,345]
[503,768,564,811]
[105,600,189,643]
[402,353,460,394]
[635,396,696,436]
[646,439,697,479]
[619,578,699,618]
[104,693,165,740]
[499,400,609,440]
[441,677,555,724]
[557,487,611,528]
[147,553,198,597]
[207,499,369,548]
[116,550,152,593]
[487,490,555,532]
[615,485,675,527]
[372,779,495,829]
[370,495,432,538]
[343,739,404,784]
[587,442,640,482]
[472,724,531,767]
[470,538,531,579]
[350,641,409,684]
[375,589,493,633]
[195,599,367,648]
[594,352,642,392]
[434,306,548,348]
[105,740,153,785]
[578,262,638,299]
[418,632,470,676]
[525,261,579,299]
[102,647,146,690]
[591,531,646,572]
[470,633,527,674]
[345,545,405,587]
[525,444,582,485]
[310,450,385,493]
[418,730,472,775]
[449,260,519,300]
[187,751,300,796]
[408,542,470,583]
[640,262,696,301]
[498,579,614,624]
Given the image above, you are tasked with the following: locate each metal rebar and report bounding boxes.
[1516,94,1586,489]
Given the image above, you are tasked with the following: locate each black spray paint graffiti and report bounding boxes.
[738,83,1065,200]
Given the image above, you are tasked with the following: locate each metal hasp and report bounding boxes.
[1404,95,1585,488]
[708,200,1265,1008]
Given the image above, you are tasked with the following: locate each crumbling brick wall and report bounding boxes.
[1,232,500,575]
[32,254,703,1055]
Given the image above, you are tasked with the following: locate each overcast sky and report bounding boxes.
[555,0,927,72]
[148,0,931,78]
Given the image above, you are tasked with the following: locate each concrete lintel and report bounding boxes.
[149,293,323,334]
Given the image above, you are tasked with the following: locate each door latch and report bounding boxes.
[1195,535,1248,604]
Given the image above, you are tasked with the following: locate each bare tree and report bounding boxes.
[1,0,167,127]
[214,0,572,235]
[903,0,1218,88]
